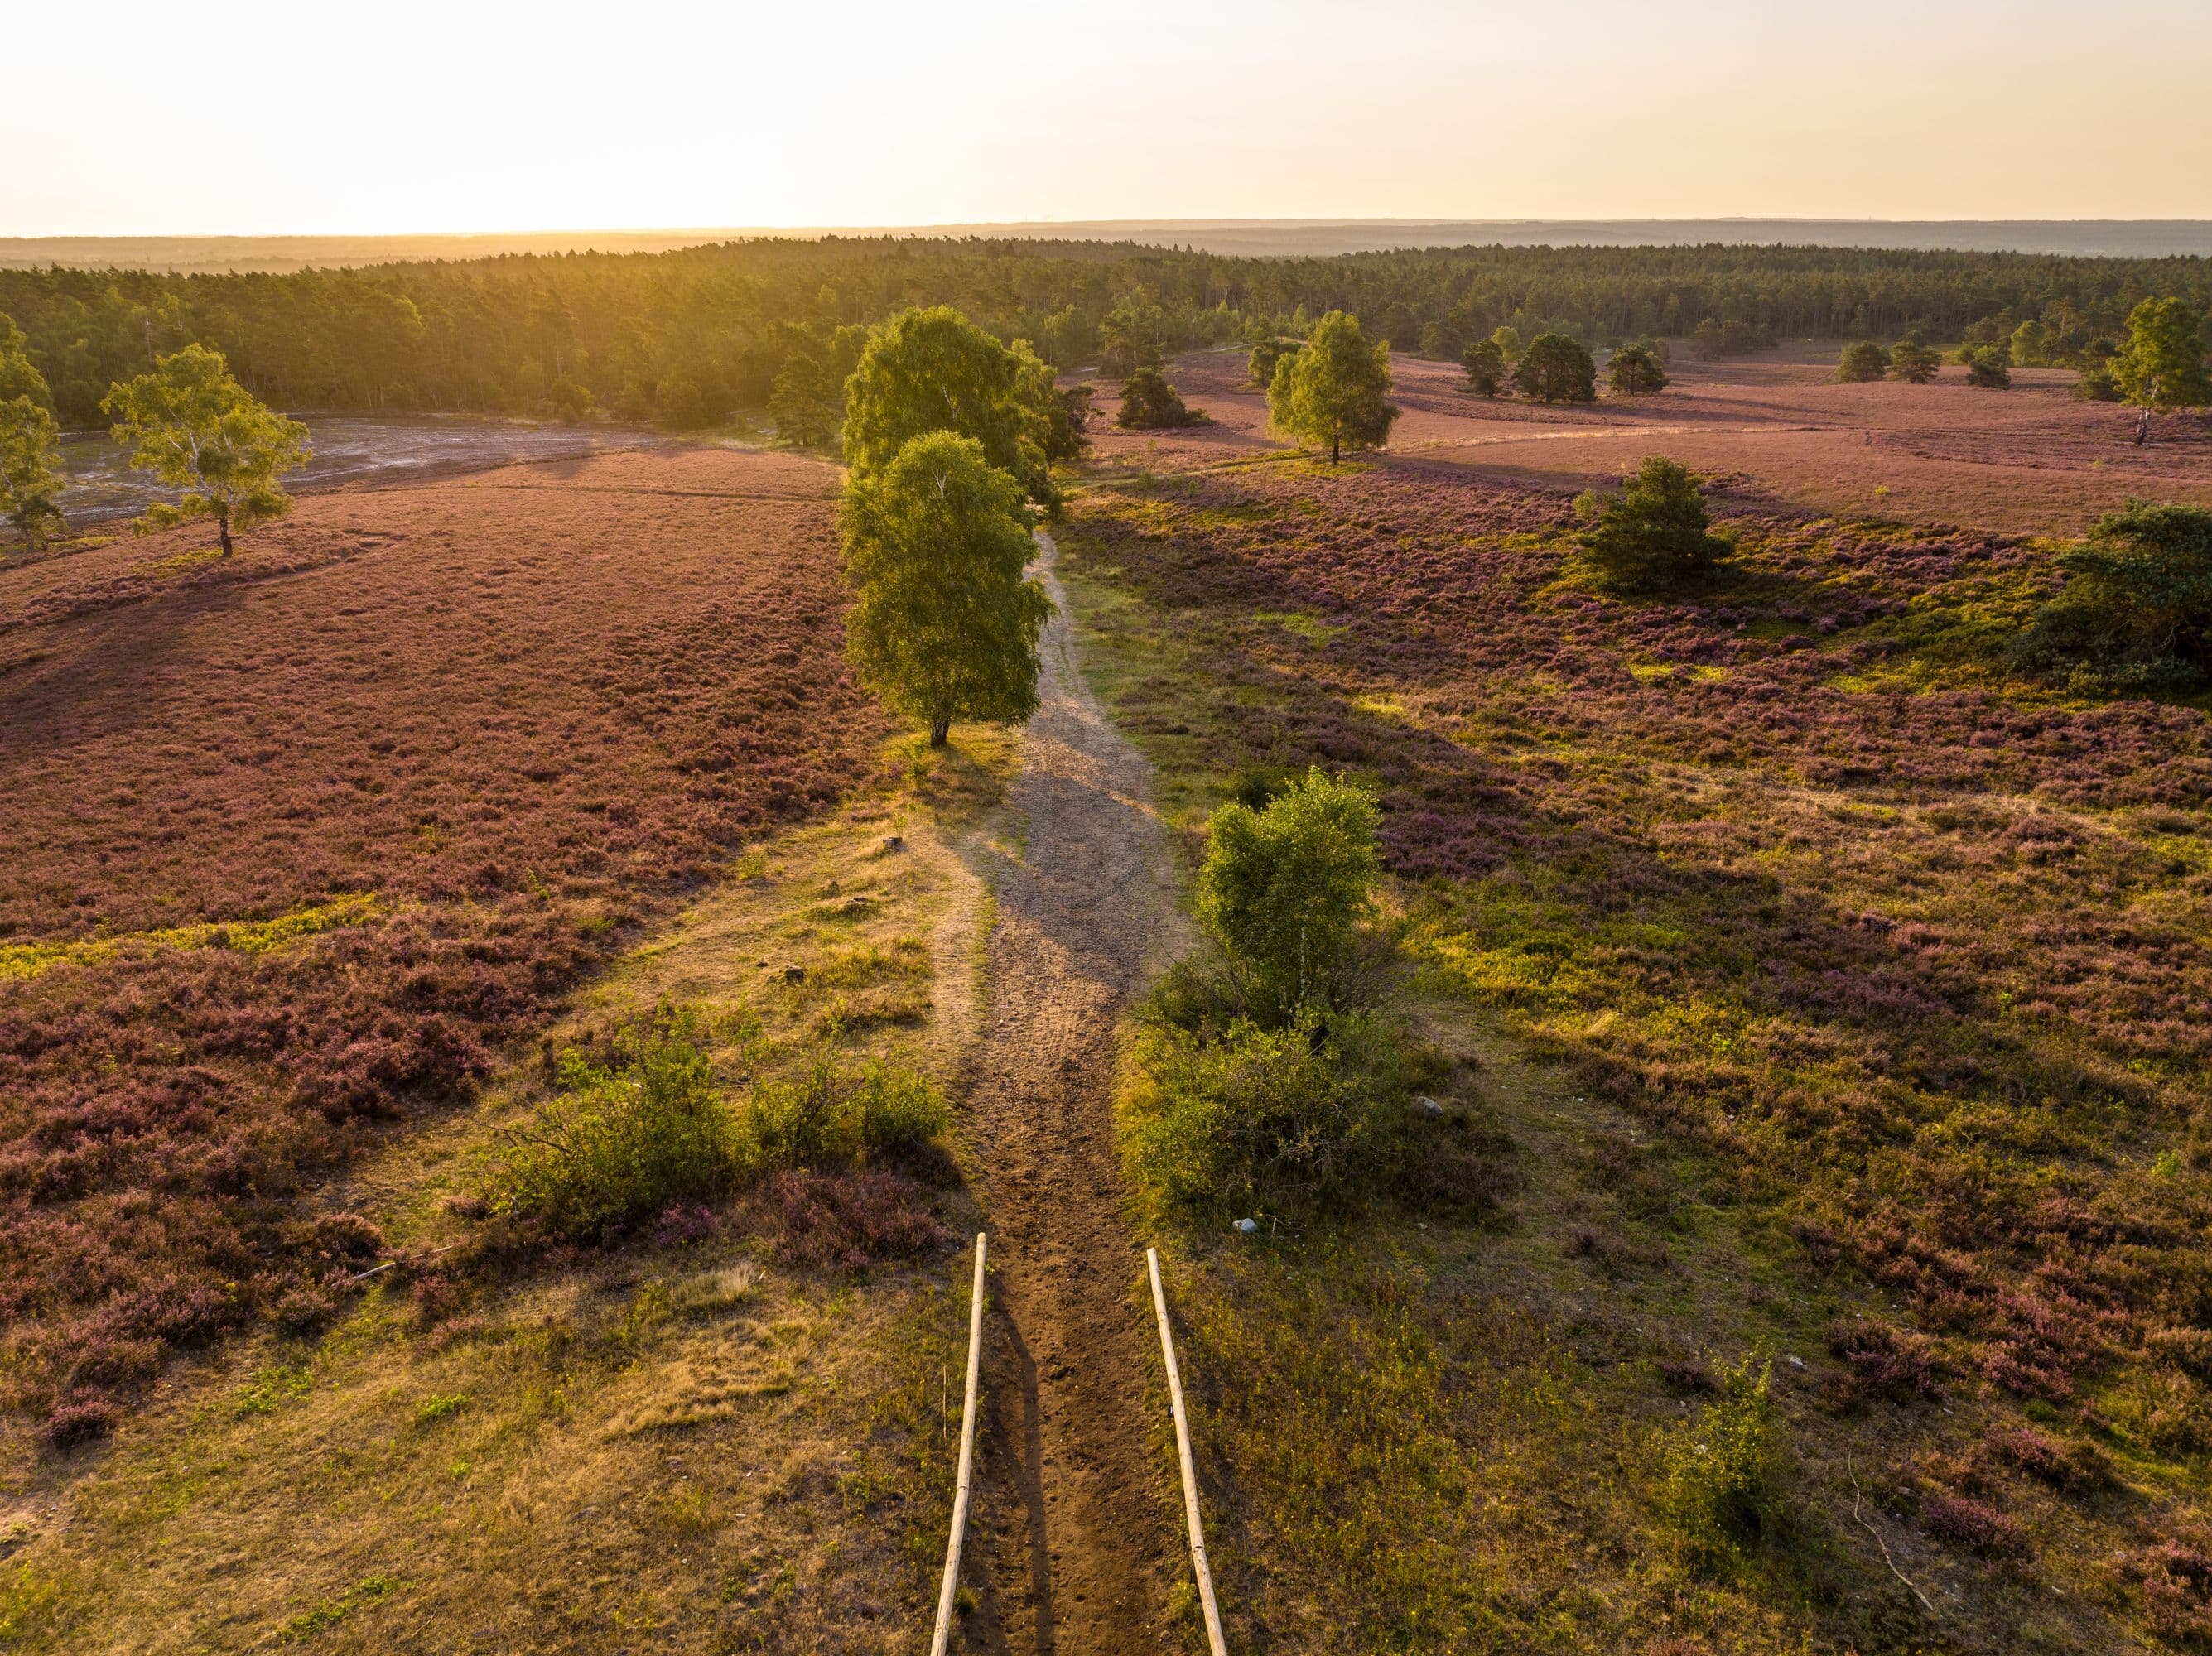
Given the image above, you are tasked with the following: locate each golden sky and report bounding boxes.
[6,0,2208,235]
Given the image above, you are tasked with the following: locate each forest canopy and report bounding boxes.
[2,236,2206,428]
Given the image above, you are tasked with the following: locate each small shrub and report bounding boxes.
[1195,766,1381,1024]
[492,1005,741,1242]
[1922,1491,2023,1553]
[1987,1424,2112,1492]
[1572,457,1733,594]
[2126,1536,2212,1646]
[764,1168,944,1268]
[741,1052,947,1174]
[41,1398,119,1451]
[1656,1355,1783,1562]
[1964,347,2012,389]
[1127,1008,1400,1216]
[1117,368,1207,430]
[1826,1317,1945,1403]
[2011,498,2212,692]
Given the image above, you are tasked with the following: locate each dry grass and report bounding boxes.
[0,728,1014,1654]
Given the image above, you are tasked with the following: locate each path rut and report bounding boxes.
[957,532,1183,1653]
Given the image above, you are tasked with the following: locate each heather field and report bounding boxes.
[1097,346,2212,536]
[0,449,884,1448]
[1061,417,2212,1649]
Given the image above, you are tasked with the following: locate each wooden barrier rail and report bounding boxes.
[929,1232,988,1656]
[1148,1246,1228,1656]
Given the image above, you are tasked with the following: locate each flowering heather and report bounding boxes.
[0,450,881,1434]
[1065,450,2212,1486]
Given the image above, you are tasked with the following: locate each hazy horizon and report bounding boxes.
[7,0,2208,238]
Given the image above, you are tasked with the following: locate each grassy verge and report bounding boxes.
[0,729,1014,1654]
[1061,460,2212,1653]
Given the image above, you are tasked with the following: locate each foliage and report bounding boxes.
[840,306,1050,503]
[744,1050,947,1172]
[1116,366,1206,429]
[1126,1008,1404,1216]
[1607,343,1668,396]
[1964,347,2012,389]
[840,430,1050,746]
[1195,766,1381,1023]
[1657,1356,1783,1562]
[2010,317,2059,367]
[768,352,839,448]
[1489,325,1523,363]
[1011,339,1090,463]
[1692,317,1778,358]
[2012,498,2212,691]
[493,1005,746,1242]
[1514,332,1596,403]
[1,395,66,551]
[102,344,310,556]
[1460,338,1506,397]
[1268,310,1398,465]
[1886,339,1941,383]
[1834,340,1891,383]
[1571,456,1733,592]
[2110,296,2212,412]
[1248,337,1299,388]
[0,312,53,409]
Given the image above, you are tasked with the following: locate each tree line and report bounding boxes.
[2,237,2207,431]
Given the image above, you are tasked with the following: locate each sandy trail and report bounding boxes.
[958,532,1182,1654]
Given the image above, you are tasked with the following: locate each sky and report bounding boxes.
[7,0,2209,236]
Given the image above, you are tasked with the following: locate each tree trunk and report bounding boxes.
[1330,431,1340,465]
[928,713,952,749]
[217,508,234,559]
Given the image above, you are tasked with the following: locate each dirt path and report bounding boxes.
[957,532,1184,1654]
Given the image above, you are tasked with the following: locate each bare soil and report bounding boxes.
[955,535,1186,1653]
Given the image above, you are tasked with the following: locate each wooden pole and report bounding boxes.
[930,1233,988,1656]
[1148,1246,1227,1656]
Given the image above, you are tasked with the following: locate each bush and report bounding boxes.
[1515,332,1596,403]
[2011,499,2212,691]
[743,1051,947,1173]
[1571,457,1733,594]
[492,1004,947,1242]
[1195,766,1381,1023]
[1964,347,2012,389]
[1127,1008,1399,1216]
[1117,367,1207,429]
[1657,1355,1783,1562]
[493,1005,741,1241]
[1835,341,1891,383]
[1607,343,1668,396]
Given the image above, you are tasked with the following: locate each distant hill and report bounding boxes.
[5,219,2210,273]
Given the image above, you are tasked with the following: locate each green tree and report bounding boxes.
[769,353,839,449]
[1,396,66,551]
[0,314,53,410]
[1964,347,2012,389]
[841,306,1050,503]
[1887,339,1941,384]
[1010,340,1090,465]
[1461,338,1506,397]
[1490,325,1523,363]
[1196,767,1381,1023]
[1266,310,1397,464]
[1117,367,1203,429]
[1248,337,1299,388]
[2012,499,2212,691]
[2010,319,2056,368]
[103,344,310,557]
[1573,456,1732,592]
[2110,297,2211,414]
[1516,332,1597,403]
[839,431,1050,748]
[1835,341,1891,383]
[1607,342,1669,396]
